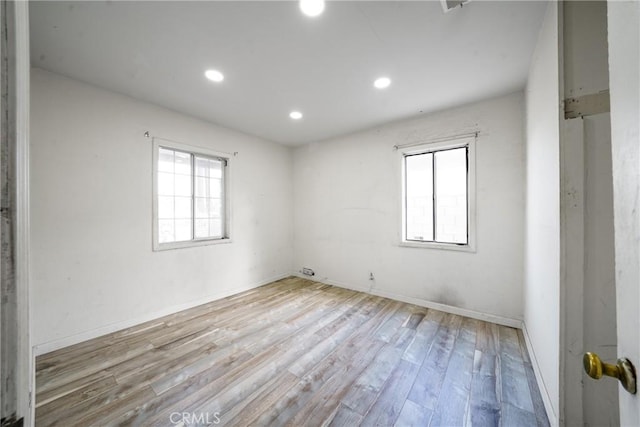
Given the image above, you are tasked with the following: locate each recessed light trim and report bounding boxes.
[300,0,325,17]
[374,77,391,89]
[290,111,303,120]
[205,69,224,82]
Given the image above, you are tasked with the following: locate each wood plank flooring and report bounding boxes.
[36,277,550,426]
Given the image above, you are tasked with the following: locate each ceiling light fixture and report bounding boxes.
[204,69,224,82]
[290,111,303,120]
[299,0,325,17]
[374,77,391,89]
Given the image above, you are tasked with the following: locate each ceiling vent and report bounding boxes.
[441,0,471,13]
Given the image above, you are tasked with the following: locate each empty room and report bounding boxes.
[2,0,639,426]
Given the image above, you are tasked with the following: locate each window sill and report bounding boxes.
[399,240,476,253]
[153,238,232,252]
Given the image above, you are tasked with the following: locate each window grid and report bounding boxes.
[158,148,195,244]
[405,145,469,245]
[156,146,227,247]
[193,155,225,240]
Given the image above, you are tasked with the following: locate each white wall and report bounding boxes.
[293,92,525,324]
[523,2,560,425]
[30,68,293,352]
[607,1,640,424]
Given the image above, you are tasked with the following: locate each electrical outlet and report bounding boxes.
[302,267,315,276]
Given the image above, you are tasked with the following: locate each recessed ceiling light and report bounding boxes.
[374,77,391,89]
[290,111,303,120]
[204,69,224,83]
[299,0,325,17]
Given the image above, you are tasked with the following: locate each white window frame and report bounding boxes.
[152,138,232,251]
[398,135,476,252]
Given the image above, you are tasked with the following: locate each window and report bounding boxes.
[400,136,475,250]
[153,140,230,250]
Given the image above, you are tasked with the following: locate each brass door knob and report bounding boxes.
[583,352,637,394]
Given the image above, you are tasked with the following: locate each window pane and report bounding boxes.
[435,148,467,244]
[195,157,210,177]
[406,153,434,241]
[157,148,227,246]
[210,218,222,237]
[174,196,192,219]
[195,177,208,197]
[158,219,174,243]
[195,197,209,219]
[158,148,174,173]
[174,219,192,241]
[158,172,174,196]
[158,196,174,220]
[174,174,192,197]
[209,178,222,198]
[209,198,222,218]
[174,151,192,175]
[209,160,223,179]
[195,219,210,238]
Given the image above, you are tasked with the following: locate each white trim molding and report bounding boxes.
[14,1,33,425]
[296,273,522,329]
[523,322,559,427]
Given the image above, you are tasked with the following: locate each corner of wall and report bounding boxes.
[523,0,561,423]
[523,321,559,427]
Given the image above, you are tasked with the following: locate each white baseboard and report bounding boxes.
[33,272,291,356]
[523,323,558,427]
[295,273,522,329]
[372,288,523,329]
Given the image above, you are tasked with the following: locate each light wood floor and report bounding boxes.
[36,277,549,426]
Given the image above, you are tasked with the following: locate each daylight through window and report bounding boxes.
[404,145,469,245]
[155,144,228,249]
